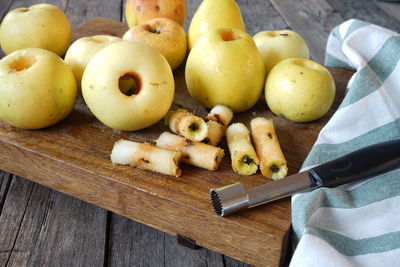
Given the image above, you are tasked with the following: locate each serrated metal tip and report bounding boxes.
[210,189,224,216]
[209,183,249,217]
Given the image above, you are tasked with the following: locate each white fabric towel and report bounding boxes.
[290,19,400,267]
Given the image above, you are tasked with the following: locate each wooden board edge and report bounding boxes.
[0,138,288,266]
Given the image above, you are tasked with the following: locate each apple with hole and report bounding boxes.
[253,30,309,76]
[185,28,265,113]
[265,58,335,122]
[0,48,77,129]
[82,41,174,131]
[188,0,245,50]
[0,3,71,56]
[125,0,186,28]
[65,35,121,93]
[123,18,186,70]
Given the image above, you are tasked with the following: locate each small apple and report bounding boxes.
[188,0,245,50]
[123,18,186,70]
[0,4,71,56]
[253,30,309,75]
[185,28,265,113]
[0,48,77,129]
[64,35,121,92]
[82,41,174,131]
[125,0,186,28]
[265,58,336,122]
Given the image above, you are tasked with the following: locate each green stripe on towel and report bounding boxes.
[332,27,342,42]
[303,117,400,168]
[344,20,370,39]
[339,36,400,108]
[325,52,354,71]
[292,170,400,243]
[306,228,400,256]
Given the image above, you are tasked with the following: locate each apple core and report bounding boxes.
[266,31,278,37]
[17,7,29,13]
[88,37,109,43]
[266,31,290,37]
[118,72,141,96]
[219,29,241,41]
[9,55,36,72]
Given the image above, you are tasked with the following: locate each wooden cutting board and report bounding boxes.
[0,18,354,266]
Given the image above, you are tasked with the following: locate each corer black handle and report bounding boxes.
[309,138,400,187]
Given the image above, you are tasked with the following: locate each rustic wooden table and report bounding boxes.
[0,0,399,266]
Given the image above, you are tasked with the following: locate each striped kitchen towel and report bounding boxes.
[290,19,400,266]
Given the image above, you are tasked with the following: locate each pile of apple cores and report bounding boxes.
[0,0,336,179]
[112,107,288,180]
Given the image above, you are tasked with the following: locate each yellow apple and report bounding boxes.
[0,4,71,57]
[185,28,265,113]
[64,35,121,93]
[125,0,186,28]
[123,18,186,70]
[265,58,336,122]
[0,48,77,129]
[188,0,245,50]
[253,30,309,75]
[82,41,174,131]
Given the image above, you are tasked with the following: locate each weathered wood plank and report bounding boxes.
[0,176,34,266]
[185,0,201,31]
[164,233,224,266]
[238,0,288,35]
[225,256,252,267]
[185,0,288,35]
[121,0,127,23]
[0,0,15,58]
[327,0,400,33]
[66,0,123,28]
[0,171,12,214]
[109,213,225,267]
[5,180,107,267]
[0,0,15,21]
[269,0,344,63]
[374,1,400,24]
[108,214,165,267]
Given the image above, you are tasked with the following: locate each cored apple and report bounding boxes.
[0,4,71,56]
[81,41,174,131]
[123,18,186,70]
[0,48,77,129]
[265,58,336,122]
[253,30,309,75]
[125,0,186,27]
[185,28,265,112]
[64,35,121,92]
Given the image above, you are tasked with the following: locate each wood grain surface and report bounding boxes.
[5,183,106,266]
[0,17,354,267]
